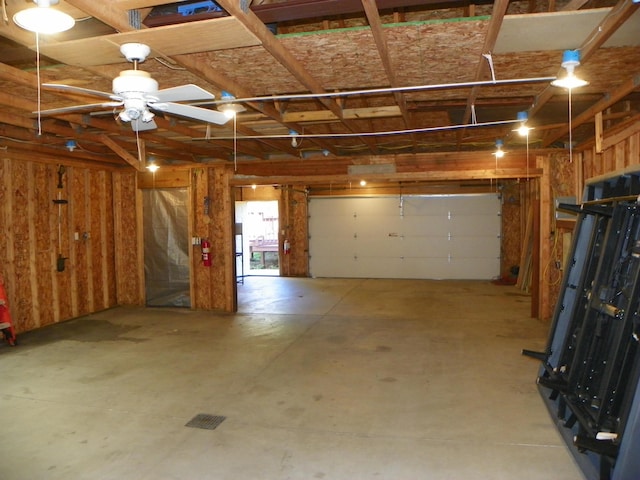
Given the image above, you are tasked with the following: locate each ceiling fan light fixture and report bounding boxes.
[551,49,588,90]
[14,0,75,34]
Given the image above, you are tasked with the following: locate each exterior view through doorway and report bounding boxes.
[143,188,191,307]
[235,200,280,277]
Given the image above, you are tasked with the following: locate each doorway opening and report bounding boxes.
[143,188,191,307]
[235,200,280,277]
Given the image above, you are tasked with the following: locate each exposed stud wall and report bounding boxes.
[113,170,144,306]
[500,181,522,280]
[0,157,122,334]
[191,166,236,311]
[279,186,309,277]
[582,128,640,181]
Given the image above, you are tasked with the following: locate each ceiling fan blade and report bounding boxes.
[131,118,158,132]
[152,102,230,125]
[42,83,118,100]
[36,101,124,117]
[152,84,216,103]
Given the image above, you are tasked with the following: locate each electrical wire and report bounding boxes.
[36,32,42,136]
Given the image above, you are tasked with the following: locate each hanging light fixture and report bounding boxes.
[217,91,246,119]
[515,111,531,137]
[551,50,588,90]
[494,139,505,158]
[14,0,75,34]
[146,162,159,173]
[290,129,299,148]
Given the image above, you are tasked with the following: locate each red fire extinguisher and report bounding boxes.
[201,239,212,267]
[283,238,291,255]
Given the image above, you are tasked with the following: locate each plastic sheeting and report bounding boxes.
[143,189,190,307]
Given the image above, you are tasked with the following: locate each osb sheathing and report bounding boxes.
[279,186,309,277]
[0,158,120,334]
[547,153,575,312]
[191,166,236,311]
[113,170,144,306]
[500,181,522,279]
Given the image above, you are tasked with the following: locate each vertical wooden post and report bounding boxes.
[537,156,552,321]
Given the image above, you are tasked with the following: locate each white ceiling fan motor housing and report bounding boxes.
[113,70,159,122]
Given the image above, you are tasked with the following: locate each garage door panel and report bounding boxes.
[355,216,404,235]
[448,215,500,235]
[310,236,357,256]
[448,236,500,257]
[355,236,403,255]
[402,196,449,216]
[401,236,450,257]
[401,216,450,234]
[309,195,500,279]
[447,195,499,214]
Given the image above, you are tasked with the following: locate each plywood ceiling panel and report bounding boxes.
[494,8,640,54]
[36,17,261,66]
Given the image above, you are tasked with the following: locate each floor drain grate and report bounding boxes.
[185,413,226,430]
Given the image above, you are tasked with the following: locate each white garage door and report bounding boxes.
[309,194,500,279]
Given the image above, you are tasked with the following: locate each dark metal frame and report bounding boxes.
[533,172,640,480]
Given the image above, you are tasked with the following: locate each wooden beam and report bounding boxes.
[65,0,139,33]
[579,0,639,62]
[361,0,413,130]
[252,0,476,24]
[99,134,144,171]
[230,168,543,186]
[595,111,603,153]
[457,0,509,148]
[561,0,590,10]
[215,0,379,153]
[174,53,336,155]
[283,105,401,123]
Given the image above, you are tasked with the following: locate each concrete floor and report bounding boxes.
[0,278,583,480]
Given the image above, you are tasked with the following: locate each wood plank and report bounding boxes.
[595,111,603,153]
[361,0,412,129]
[460,0,509,127]
[230,167,543,185]
[494,8,640,54]
[37,17,261,66]
[27,163,40,329]
[66,0,135,33]
[137,169,190,188]
[115,0,187,8]
[100,134,144,171]
[282,105,401,123]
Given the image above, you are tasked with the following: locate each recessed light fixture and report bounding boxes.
[551,50,588,90]
[14,0,75,34]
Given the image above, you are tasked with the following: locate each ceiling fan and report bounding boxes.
[39,43,232,132]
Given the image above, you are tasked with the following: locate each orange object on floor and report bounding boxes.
[0,276,16,346]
